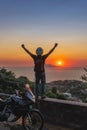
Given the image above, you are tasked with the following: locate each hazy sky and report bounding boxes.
[0,0,87,67]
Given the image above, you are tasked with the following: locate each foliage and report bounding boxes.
[46,87,67,100]
[51,87,57,94]
[56,93,67,100]
[0,67,31,94]
[46,91,57,98]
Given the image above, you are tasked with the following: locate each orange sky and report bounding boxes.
[0,40,87,67]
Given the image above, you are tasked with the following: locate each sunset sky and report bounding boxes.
[0,0,87,67]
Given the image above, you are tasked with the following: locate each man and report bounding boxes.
[21,43,58,99]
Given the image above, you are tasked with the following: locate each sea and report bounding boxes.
[5,66,85,83]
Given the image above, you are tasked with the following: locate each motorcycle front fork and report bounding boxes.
[27,113,32,123]
[2,105,8,115]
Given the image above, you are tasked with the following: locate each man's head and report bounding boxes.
[36,47,43,55]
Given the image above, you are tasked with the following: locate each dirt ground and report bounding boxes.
[0,120,74,130]
[44,123,74,130]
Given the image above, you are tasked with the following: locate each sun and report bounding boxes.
[56,60,63,66]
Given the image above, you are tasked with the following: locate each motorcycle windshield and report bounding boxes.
[26,90,35,103]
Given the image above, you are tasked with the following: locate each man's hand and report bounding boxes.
[21,44,25,48]
[55,43,58,47]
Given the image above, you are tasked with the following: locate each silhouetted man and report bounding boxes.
[21,43,58,99]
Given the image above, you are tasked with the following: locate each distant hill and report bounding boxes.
[46,80,87,102]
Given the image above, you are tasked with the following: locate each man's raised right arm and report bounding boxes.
[21,44,35,58]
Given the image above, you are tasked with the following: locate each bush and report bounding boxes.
[56,93,67,100]
[0,67,30,94]
[51,87,57,94]
[46,91,57,98]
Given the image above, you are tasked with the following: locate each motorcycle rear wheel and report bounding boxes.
[22,110,44,130]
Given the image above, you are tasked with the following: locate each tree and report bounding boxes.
[0,67,30,93]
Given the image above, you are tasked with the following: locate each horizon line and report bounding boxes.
[0,65,86,69]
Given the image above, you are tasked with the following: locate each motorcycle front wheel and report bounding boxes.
[22,110,44,130]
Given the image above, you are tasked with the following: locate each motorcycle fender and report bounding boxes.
[29,108,40,113]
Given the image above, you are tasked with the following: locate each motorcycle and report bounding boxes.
[0,84,44,130]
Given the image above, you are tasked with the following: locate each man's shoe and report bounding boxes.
[41,96,46,99]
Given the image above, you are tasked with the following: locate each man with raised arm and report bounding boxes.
[21,43,58,99]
